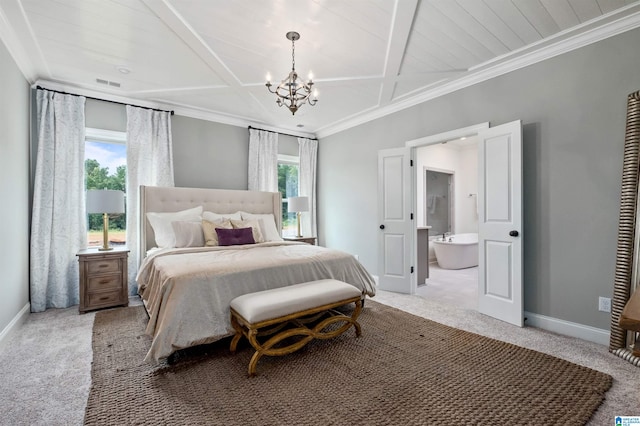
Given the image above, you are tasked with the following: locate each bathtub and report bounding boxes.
[432,233,478,270]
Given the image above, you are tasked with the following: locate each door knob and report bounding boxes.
[509,230,519,237]
[380,224,385,230]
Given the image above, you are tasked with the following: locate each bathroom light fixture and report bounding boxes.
[266,31,318,115]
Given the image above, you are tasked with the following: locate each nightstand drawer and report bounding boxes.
[87,274,122,292]
[87,258,121,274]
[86,290,124,308]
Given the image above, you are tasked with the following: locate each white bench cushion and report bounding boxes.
[230,279,361,323]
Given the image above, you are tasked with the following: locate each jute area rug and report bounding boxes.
[85,301,612,425]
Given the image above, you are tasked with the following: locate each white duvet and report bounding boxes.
[136,241,376,362]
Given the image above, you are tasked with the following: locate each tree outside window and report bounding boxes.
[85,129,127,247]
[278,156,299,236]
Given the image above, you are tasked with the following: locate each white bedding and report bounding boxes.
[137,241,376,362]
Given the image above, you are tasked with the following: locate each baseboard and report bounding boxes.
[524,311,610,346]
[0,303,30,350]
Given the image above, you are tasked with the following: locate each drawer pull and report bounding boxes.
[99,279,110,284]
[99,296,110,301]
[98,264,109,268]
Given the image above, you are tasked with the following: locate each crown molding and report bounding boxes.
[33,80,317,139]
[315,4,640,139]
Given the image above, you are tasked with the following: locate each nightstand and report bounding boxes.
[77,248,129,314]
[283,236,317,245]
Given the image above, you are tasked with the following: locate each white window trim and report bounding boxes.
[86,127,126,144]
[278,154,299,165]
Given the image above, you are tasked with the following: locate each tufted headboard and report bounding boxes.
[139,185,282,259]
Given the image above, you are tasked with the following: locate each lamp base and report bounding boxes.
[99,213,113,251]
[296,212,303,238]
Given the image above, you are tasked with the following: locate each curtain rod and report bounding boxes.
[36,86,175,115]
[248,125,317,140]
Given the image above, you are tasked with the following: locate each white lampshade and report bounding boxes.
[287,196,309,213]
[86,190,125,214]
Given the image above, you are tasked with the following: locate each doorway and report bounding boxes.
[378,120,524,326]
[416,141,479,310]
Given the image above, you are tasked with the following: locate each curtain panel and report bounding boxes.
[30,89,87,312]
[126,106,174,293]
[298,138,318,237]
[248,129,278,192]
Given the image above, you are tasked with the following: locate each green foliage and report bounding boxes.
[85,159,126,231]
[278,163,298,225]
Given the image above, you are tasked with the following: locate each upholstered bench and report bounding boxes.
[619,289,640,356]
[229,279,363,376]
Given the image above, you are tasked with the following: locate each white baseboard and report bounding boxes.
[524,311,610,346]
[0,303,30,350]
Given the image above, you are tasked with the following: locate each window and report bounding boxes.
[278,154,299,236]
[85,128,127,248]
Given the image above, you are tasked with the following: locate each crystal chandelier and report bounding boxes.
[266,31,318,115]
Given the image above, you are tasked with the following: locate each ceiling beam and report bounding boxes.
[141,0,272,120]
[0,0,50,82]
[378,0,419,106]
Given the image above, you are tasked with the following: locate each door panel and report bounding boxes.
[378,147,412,293]
[478,120,523,326]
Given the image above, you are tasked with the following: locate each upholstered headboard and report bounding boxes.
[139,185,282,258]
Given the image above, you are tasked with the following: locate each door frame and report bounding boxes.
[405,123,490,293]
[423,166,455,235]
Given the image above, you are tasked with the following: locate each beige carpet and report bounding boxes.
[85,301,612,425]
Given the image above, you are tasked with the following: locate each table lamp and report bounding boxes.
[287,196,309,238]
[86,189,125,251]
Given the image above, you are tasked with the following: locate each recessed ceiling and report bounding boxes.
[1,0,639,137]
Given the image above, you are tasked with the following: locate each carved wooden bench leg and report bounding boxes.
[231,296,363,376]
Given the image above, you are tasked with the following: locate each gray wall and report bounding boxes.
[83,103,300,190]
[318,27,640,331]
[0,39,30,333]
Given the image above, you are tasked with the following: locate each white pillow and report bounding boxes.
[239,212,283,242]
[230,219,265,243]
[203,211,242,222]
[171,221,204,248]
[146,206,203,248]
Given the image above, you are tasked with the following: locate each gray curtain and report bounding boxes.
[248,129,278,192]
[30,89,87,312]
[126,106,174,293]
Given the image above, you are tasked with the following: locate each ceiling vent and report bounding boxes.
[96,78,121,88]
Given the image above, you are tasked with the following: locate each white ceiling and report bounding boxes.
[2,0,640,138]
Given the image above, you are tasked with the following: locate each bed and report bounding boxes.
[136,185,377,362]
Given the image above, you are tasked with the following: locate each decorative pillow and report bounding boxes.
[202,219,233,246]
[146,206,203,248]
[203,211,242,223]
[239,212,283,242]
[171,221,204,248]
[230,219,264,243]
[216,227,255,246]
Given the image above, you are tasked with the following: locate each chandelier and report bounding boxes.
[266,31,318,115]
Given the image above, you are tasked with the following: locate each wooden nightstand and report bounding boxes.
[283,236,317,245]
[77,248,129,314]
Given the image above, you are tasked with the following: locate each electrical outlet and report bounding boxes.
[598,297,611,313]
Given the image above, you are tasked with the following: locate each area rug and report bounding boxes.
[85,301,612,425]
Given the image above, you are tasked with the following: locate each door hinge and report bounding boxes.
[410,213,414,220]
[410,159,413,167]
[411,266,414,274]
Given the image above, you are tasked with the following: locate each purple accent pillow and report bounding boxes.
[215,227,256,246]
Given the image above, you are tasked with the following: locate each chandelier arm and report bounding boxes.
[265,31,317,115]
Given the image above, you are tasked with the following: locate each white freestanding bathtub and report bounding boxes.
[432,233,478,270]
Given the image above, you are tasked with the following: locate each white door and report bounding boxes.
[377,147,413,293]
[477,120,523,326]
